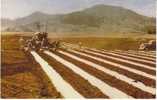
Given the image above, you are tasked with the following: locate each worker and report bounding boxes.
[41,38,49,49]
[79,42,82,49]
[19,37,25,50]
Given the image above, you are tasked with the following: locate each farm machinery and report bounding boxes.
[19,32,60,51]
[139,40,156,51]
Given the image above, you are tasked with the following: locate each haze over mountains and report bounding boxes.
[2,4,155,35]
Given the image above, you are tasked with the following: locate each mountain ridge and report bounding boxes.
[1,4,156,35]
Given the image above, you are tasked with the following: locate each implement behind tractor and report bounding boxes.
[139,40,156,51]
[20,32,60,51]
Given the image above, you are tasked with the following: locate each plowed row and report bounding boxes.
[30,47,156,99]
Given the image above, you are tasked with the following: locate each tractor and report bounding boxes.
[19,32,60,51]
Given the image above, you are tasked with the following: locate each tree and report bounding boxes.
[144,25,156,34]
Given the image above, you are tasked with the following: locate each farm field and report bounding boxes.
[1,35,62,98]
[1,32,156,50]
[1,34,156,98]
[1,0,156,99]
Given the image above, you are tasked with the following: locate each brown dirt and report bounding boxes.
[93,50,156,67]
[39,52,108,98]
[25,51,62,98]
[57,49,155,98]
[65,49,155,87]
[51,37,153,50]
[83,50,156,75]
[1,35,62,98]
[124,51,156,58]
[109,51,156,62]
[1,72,41,98]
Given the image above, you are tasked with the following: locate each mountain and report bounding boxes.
[1,4,156,35]
[1,18,16,31]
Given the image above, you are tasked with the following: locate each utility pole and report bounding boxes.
[45,23,47,32]
[35,22,41,32]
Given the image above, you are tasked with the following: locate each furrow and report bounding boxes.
[88,49,156,70]
[45,51,133,98]
[101,50,156,66]
[60,51,155,94]
[39,52,108,98]
[83,49,155,75]
[108,50,155,62]
[124,50,156,58]
[30,51,84,98]
[57,50,155,98]
[70,49,156,87]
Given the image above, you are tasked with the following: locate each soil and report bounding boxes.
[1,35,156,98]
[80,50,156,75]
[65,49,155,87]
[1,35,62,98]
[39,52,108,98]
[57,49,155,98]
[109,51,156,62]
[88,49,156,67]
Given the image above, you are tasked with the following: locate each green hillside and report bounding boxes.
[2,4,156,35]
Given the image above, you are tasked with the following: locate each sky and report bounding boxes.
[1,0,156,19]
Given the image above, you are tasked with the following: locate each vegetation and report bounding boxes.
[2,4,155,35]
[144,25,156,34]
